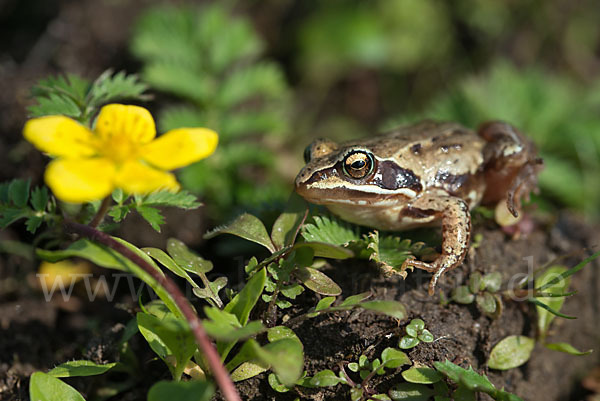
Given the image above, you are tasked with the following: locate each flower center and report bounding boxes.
[98,133,140,164]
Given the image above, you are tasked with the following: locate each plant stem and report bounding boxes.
[64,221,241,401]
[89,197,112,228]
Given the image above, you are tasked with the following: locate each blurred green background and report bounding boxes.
[127,0,600,220]
[4,0,599,221]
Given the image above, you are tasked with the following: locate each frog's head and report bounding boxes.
[295,138,423,207]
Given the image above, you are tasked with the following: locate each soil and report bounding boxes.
[1,1,600,401]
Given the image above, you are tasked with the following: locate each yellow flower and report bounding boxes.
[23,104,218,203]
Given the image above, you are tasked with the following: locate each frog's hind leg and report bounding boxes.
[401,191,471,295]
[478,121,543,217]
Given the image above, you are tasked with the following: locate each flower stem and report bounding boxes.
[89,197,112,228]
[64,221,241,401]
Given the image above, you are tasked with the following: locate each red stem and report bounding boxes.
[64,221,241,401]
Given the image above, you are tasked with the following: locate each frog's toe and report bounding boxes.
[506,159,543,217]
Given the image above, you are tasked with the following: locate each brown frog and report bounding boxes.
[295,121,543,295]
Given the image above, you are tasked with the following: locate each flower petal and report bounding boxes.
[45,158,116,203]
[114,161,180,194]
[141,128,218,170]
[95,104,156,144]
[23,116,96,158]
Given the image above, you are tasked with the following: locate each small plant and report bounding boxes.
[451,271,503,318]
[399,319,434,349]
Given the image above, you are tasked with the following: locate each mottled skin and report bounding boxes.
[295,120,542,295]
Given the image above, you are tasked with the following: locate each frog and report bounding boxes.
[295,120,543,295]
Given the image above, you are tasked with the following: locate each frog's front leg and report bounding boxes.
[478,121,543,217]
[400,190,471,296]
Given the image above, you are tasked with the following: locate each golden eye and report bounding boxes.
[343,151,374,179]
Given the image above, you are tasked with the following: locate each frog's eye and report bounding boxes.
[303,145,312,163]
[343,151,374,179]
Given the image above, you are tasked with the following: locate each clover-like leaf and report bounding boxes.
[204,213,276,253]
[452,285,475,304]
[399,336,420,349]
[482,271,502,292]
[476,292,498,315]
[418,329,434,343]
[488,335,535,370]
[468,272,484,294]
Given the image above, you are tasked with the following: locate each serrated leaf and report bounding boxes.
[30,186,49,211]
[25,216,43,233]
[108,205,131,222]
[135,205,164,232]
[534,266,571,337]
[544,342,593,355]
[275,299,293,309]
[9,179,30,208]
[88,69,149,108]
[367,232,434,278]
[29,372,86,401]
[28,93,82,119]
[204,213,276,253]
[402,366,442,384]
[0,208,29,228]
[488,336,535,370]
[48,360,119,378]
[148,380,214,401]
[142,190,201,209]
[301,215,360,245]
[295,267,342,296]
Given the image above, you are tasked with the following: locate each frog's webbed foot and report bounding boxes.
[478,121,543,217]
[401,192,471,295]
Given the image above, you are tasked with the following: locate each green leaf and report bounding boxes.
[301,215,360,245]
[399,336,419,349]
[147,380,214,401]
[271,193,308,250]
[293,241,354,259]
[451,285,475,304]
[9,179,30,208]
[252,338,304,386]
[339,292,371,307]
[544,342,593,356]
[280,283,305,299]
[230,360,269,382]
[295,266,342,296]
[380,348,411,369]
[204,213,276,253]
[36,239,182,318]
[468,272,483,294]
[30,186,49,212]
[25,216,43,234]
[166,238,213,275]
[360,300,407,320]
[418,329,434,343]
[389,383,435,401]
[141,190,201,209]
[434,360,495,393]
[476,292,498,315]
[488,336,535,370]
[144,247,193,281]
[87,69,149,108]
[408,318,425,332]
[135,205,164,232]
[0,207,29,228]
[268,373,292,393]
[536,251,600,292]
[137,312,197,380]
[533,266,571,337]
[402,366,442,384]
[224,267,266,325]
[366,232,434,278]
[308,369,346,387]
[29,372,86,401]
[28,93,82,119]
[48,360,118,377]
[192,277,228,306]
[204,318,264,342]
[315,296,336,311]
[219,268,266,359]
[529,298,576,320]
[267,326,301,343]
[482,271,502,292]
